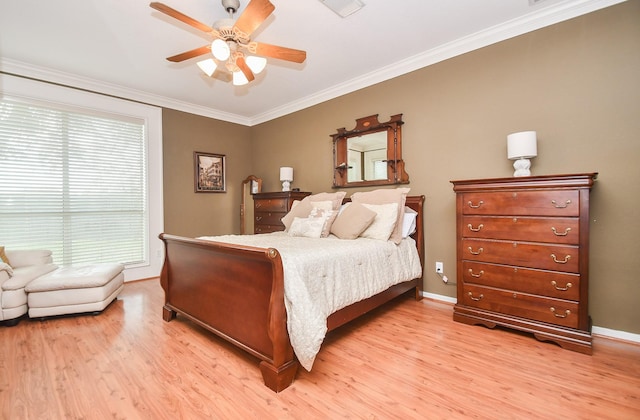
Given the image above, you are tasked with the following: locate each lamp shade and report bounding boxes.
[279,167,293,181]
[232,71,249,86]
[196,59,217,77]
[211,39,230,61]
[507,131,538,159]
[246,56,267,74]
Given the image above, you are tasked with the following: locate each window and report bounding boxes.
[0,74,163,280]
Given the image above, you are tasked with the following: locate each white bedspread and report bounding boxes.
[198,233,422,371]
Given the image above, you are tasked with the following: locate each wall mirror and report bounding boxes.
[331,114,410,188]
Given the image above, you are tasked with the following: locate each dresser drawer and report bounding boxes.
[462,215,580,244]
[462,190,579,216]
[462,261,580,301]
[254,198,289,212]
[255,212,285,226]
[462,238,579,273]
[461,284,580,329]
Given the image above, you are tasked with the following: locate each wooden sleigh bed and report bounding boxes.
[158,195,425,392]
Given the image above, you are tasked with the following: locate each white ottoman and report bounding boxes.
[25,263,124,318]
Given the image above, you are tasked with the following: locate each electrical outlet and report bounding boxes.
[435,261,444,274]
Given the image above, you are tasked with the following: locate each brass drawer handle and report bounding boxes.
[551,199,572,208]
[467,200,484,209]
[468,269,484,278]
[467,223,483,232]
[550,307,571,318]
[468,292,484,301]
[468,247,484,255]
[551,280,572,291]
[551,227,572,236]
[551,254,571,264]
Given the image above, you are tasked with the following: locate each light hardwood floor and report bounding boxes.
[1,279,639,419]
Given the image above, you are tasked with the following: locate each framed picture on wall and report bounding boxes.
[194,152,226,193]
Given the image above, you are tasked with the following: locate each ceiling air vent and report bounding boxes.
[319,0,365,18]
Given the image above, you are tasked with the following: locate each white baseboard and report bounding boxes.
[422,291,457,305]
[422,291,640,345]
[592,326,640,344]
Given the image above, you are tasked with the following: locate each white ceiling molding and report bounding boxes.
[249,0,626,125]
[0,0,626,127]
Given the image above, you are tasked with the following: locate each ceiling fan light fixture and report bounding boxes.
[196,58,217,77]
[246,56,267,74]
[211,39,231,61]
[233,71,249,86]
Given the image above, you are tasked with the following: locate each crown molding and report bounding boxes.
[249,0,627,125]
[0,59,253,126]
[1,0,626,127]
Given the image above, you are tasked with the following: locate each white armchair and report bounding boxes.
[1,249,58,325]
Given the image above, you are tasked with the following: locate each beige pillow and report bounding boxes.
[351,187,410,244]
[359,203,399,241]
[281,200,314,231]
[304,191,346,210]
[282,200,333,231]
[330,202,377,239]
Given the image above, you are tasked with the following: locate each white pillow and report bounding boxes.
[359,202,399,241]
[402,207,418,238]
[288,216,325,238]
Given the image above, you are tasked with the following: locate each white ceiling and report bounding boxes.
[0,0,623,126]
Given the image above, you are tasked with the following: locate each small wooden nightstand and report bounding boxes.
[253,191,311,234]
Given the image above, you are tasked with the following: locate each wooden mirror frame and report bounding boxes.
[240,175,262,234]
[331,114,409,188]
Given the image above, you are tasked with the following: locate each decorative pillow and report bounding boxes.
[359,203,399,241]
[281,200,333,231]
[288,216,325,238]
[309,207,339,238]
[402,207,418,238]
[351,187,410,244]
[0,246,10,266]
[330,202,377,240]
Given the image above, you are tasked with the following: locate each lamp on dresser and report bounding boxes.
[507,131,537,177]
[280,167,293,192]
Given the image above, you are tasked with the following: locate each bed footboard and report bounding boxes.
[158,195,425,392]
[159,233,298,392]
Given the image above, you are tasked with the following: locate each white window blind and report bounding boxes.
[0,96,147,267]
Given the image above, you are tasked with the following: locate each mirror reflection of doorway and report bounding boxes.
[347,130,388,182]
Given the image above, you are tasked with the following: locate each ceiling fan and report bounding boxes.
[150,0,307,85]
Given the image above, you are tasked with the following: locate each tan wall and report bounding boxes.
[247,2,640,333]
[162,2,639,333]
[162,109,252,237]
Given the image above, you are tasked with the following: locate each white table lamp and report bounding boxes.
[280,167,293,191]
[507,131,537,177]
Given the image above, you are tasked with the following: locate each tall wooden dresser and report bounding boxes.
[253,191,311,234]
[451,173,597,354]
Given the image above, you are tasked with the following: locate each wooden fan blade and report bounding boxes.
[252,42,306,63]
[150,2,214,33]
[236,56,256,82]
[166,45,211,62]
[233,0,275,37]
